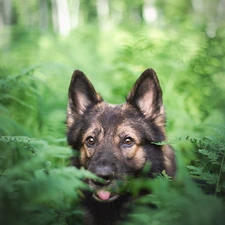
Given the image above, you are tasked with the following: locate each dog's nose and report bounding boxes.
[93,165,114,186]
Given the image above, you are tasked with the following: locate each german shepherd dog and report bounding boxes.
[66,69,176,225]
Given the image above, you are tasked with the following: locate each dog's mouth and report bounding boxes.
[88,178,120,202]
[93,190,119,202]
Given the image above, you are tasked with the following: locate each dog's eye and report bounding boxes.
[86,136,96,146]
[122,137,134,147]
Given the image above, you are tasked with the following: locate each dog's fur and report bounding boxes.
[66,69,176,225]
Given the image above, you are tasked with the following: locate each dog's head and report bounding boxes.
[67,69,175,202]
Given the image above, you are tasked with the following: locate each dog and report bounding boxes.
[66,69,176,225]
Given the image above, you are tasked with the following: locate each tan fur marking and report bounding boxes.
[162,145,176,177]
[80,147,87,166]
[78,102,106,166]
[96,93,102,102]
[82,124,103,145]
[132,146,146,170]
[123,145,138,158]
[81,122,104,161]
[154,114,165,128]
[116,123,145,169]
[116,124,141,142]
[154,113,166,139]
[122,145,146,169]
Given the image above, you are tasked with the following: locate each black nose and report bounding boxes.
[92,165,114,186]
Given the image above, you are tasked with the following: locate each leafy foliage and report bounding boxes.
[0,136,97,225]
[188,126,225,198]
[1,134,225,225]
[0,1,225,224]
[123,173,225,225]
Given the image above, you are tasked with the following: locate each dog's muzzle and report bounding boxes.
[88,164,120,202]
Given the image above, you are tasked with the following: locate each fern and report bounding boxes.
[0,134,97,225]
[188,126,225,198]
[123,169,225,225]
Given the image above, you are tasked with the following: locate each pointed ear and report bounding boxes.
[126,69,164,119]
[67,70,102,126]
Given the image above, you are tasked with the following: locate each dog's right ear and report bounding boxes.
[126,69,164,120]
[67,70,102,126]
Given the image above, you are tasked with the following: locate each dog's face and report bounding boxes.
[67,69,175,202]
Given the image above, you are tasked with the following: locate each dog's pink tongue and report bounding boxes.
[97,190,111,201]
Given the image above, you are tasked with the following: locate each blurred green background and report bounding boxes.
[0,0,225,224]
[1,0,225,142]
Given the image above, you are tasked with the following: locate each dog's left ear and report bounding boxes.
[126,69,164,119]
[67,70,102,127]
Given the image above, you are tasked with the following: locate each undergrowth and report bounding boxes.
[0,136,96,225]
[187,126,225,198]
[0,24,225,224]
[0,131,225,225]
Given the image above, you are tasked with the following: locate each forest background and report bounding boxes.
[0,0,225,224]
